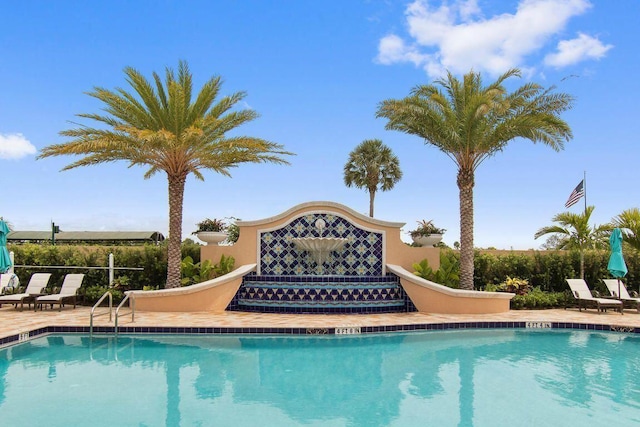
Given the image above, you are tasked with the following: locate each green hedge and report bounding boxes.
[6,241,201,301]
[474,249,640,295]
[510,288,573,310]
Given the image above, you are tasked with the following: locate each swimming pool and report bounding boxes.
[1,330,639,426]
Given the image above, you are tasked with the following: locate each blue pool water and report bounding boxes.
[1,330,639,426]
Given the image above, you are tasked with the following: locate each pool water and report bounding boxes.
[1,330,639,426]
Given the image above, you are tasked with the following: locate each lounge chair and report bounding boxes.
[35,274,85,311]
[0,273,52,311]
[602,279,640,311]
[565,279,623,314]
[0,273,19,295]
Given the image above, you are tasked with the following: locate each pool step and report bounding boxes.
[232,275,412,314]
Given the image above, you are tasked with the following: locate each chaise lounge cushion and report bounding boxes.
[566,279,623,313]
[36,274,85,311]
[0,273,52,311]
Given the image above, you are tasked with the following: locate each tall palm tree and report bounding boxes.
[38,61,293,288]
[343,139,402,217]
[377,69,573,290]
[612,208,640,251]
[534,206,611,279]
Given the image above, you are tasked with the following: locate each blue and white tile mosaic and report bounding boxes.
[229,273,417,314]
[238,275,403,310]
[259,213,384,276]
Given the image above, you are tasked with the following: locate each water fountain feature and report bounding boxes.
[228,208,413,313]
[291,218,348,273]
[130,201,513,315]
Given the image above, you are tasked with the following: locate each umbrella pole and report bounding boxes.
[618,278,621,300]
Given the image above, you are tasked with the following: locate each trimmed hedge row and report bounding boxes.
[6,242,201,296]
[474,249,640,294]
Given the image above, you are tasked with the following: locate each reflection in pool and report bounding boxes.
[0,330,639,426]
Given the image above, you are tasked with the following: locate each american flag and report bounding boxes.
[565,180,584,208]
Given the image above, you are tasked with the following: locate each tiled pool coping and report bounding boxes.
[2,312,639,348]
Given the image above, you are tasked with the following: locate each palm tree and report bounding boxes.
[376,69,573,290]
[343,139,402,217]
[534,206,611,279]
[612,208,640,251]
[38,61,293,288]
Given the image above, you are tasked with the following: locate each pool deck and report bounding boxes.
[1,305,639,346]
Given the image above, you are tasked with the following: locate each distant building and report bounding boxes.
[7,231,165,245]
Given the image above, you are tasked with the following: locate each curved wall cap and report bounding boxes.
[387,264,514,300]
[237,201,405,228]
[129,264,257,298]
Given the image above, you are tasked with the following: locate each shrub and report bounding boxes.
[6,241,202,297]
[408,220,446,238]
[79,285,124,305]
[213,254,235,276]
[510,287,571,310]
[181,254,236,286]
[193,218,227,233]
[412,250,459,288]
[225,218,241,244]
[181,256,215,286]
[498,277,531,295]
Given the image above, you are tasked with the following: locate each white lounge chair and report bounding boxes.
[602,279,640,311]
[565,279,623,314]
[35,274,85,311]
[0,273,52,311]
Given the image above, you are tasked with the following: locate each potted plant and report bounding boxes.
[193,218,228,245]
[408,220,445,247]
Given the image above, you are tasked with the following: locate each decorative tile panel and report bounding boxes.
[227,273,416,314]
[259,213,383,276]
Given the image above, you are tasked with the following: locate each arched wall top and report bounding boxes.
[237,201,405,229]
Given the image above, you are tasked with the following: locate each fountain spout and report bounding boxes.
[292,237,348,267]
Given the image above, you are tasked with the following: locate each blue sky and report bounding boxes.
[0,0,637,249]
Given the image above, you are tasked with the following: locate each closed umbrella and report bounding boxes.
[0,219,12,274]
[607,228,628,300]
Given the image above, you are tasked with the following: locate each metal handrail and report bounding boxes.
[114,292,134,335]
[90,291,113,336]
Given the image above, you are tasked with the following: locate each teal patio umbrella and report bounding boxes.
[607,228,628,299]
[0,219,12,276]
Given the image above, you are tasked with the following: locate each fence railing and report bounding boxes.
[8,252,142,286]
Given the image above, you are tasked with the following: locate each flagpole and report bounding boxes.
[583,170,587,215]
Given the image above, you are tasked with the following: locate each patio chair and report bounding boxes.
[565,279,623,314]
[35,273,85,311]
[602,279,640,311]
[0,273,52,311]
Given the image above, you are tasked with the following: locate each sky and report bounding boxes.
[0,0,638,250]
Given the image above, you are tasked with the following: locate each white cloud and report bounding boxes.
[0,133,37,160]
[544,32,613,67]
[377,0,609,77]
[458,0,480,22]
[377,34,430,67]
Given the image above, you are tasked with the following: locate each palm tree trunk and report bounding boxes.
[166,174,187,288]
[369,189,376,217]
[458,168,475,290]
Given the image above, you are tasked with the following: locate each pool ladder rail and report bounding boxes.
[90,291,135,336]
